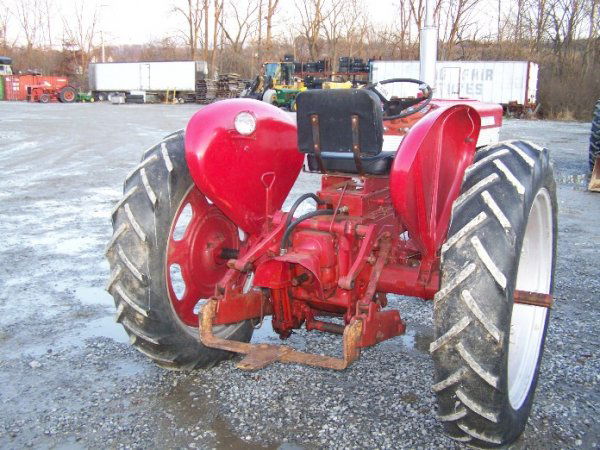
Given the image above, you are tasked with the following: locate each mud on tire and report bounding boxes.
[431,140,557,446]
[105,130,253,370]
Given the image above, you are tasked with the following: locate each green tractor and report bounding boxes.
[245,62,306,110]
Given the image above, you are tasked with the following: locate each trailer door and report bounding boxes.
[140,63,150,90]
[439,66,460,99]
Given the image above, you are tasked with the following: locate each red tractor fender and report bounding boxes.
[390,104,481,261]
[185,99,304,235]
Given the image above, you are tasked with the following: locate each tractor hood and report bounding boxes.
[185,99,304,235]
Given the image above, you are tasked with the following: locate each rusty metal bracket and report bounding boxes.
[200,299,362,370]
[350,114,364,175]
[514,290,554,308]
[310,114,326,173]
[356,236,392,319]
[338,224,378,290]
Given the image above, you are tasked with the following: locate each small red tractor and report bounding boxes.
[26,76,76,103]
[107,75,557,446]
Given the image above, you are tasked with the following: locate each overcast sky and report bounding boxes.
[3,0,404,47]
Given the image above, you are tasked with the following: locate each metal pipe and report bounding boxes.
[305,317,345,335]
[419,0,438,90]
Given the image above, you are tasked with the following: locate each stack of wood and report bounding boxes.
[195,79,217,104]
[216,73,245,99]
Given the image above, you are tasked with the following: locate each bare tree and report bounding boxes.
[548,0,584,56]
[0,1,12,51]
[294,0,329,60]
[515,0,526,41]
[42,0,54,48]
[15,0,42,51]
[264,0,280,58]
[62,0,98,80]
[220,0,258,53]
[583,0,599,70]
[257,0,263,64]
[210,0,224,76]
[441,0,482,57]
[322,0,345,64]
[375,0,413,59]
[204,0,209,62]
[173,0,203,59]
[409,0,443,31]
[526,0,551,49]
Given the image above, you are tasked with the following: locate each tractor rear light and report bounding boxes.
[234,111,256,136]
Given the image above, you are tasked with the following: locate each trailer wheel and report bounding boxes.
[39,93,50,103]
[106,130,253,370]
[432,140,557,447]
[59,86,76,103]
[589,99,600,171]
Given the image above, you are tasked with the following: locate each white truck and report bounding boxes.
[370,60,538,113]
[88,61,208,103]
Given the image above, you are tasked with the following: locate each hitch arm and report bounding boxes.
[200,299,363,370]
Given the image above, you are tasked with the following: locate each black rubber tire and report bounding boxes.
[589,100,600,171]
[58,86,76,103]
[105,130,253,370]
[432,140,557,447]
[39,94,50,103]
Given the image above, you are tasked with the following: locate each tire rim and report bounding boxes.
[508,188,553,410]
[166,186,240,327]
[64,90,75,101]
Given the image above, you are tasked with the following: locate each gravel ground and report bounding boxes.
[0,102,598,449]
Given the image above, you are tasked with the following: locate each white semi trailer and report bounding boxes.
[370,60,538,111]
[88,61,207,102]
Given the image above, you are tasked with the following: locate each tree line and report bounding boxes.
[0,0,598,119]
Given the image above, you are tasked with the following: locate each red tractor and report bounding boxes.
[26,76,76,103]
[107,76,556,446]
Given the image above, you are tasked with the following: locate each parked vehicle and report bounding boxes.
[88,61,208,103]
[3,74,76,103]
[108,72,557,447]
[370,60,539,113]
[0,56,12,76]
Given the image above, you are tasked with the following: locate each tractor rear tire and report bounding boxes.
[59,86,76,103]
[589,100,600,171]
[106,130,253,370]
[432,140,557,447]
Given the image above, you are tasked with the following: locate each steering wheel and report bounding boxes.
[365,78,433,120]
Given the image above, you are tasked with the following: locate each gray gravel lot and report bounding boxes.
[0,102,598,449]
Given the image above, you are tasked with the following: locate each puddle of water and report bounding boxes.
[10,315,129,359]
[400,327,433,354]
[74,286,113,306]
[115,360,146,377]
[78,315,128,343]
[400,328,417,349]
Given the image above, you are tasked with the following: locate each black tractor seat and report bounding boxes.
[296,89,393,175]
